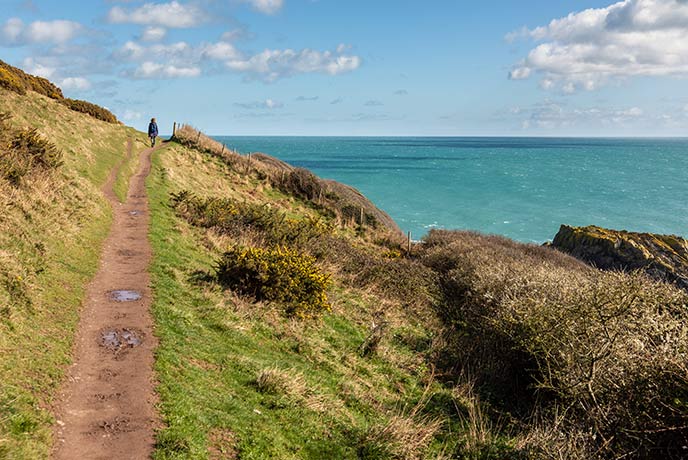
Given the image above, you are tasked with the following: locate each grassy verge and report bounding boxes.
[148,144,465,459]
[0,89,146,458]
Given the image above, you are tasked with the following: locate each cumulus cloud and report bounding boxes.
[108,1,207,28]
[225,47,361,82]
[1,18,82,45]
[121,109,142,121]
[141,26,167,42]
[114,37,360,81]
[201,41,240,60]
[22,57,56,78]
[508,0,688,92]
[61,76,92,91]
[504,100,646,130]
[234,98,284,109]
[240,0,284,14]
[132,61,201,78]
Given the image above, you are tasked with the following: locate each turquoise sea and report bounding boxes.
[213,136,688,243]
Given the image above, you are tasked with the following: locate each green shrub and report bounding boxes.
[172,191,331,248]
[60,99,118,124]
[216,246,331,318]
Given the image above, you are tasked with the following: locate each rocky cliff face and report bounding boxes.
[551,225,688,291]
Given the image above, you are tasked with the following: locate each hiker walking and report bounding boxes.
[148,117,158,147]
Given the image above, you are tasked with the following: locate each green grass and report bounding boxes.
[147,145,461,459]
[0,88,147,458]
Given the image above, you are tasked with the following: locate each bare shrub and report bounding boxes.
[420,229,688,456]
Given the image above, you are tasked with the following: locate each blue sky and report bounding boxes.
[2,0,688,136]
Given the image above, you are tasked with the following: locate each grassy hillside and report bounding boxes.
[1,61,686,459]
[0,86,145,458]
[149,129,688,459]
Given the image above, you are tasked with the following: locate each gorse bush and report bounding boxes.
[0,113,63,185]
[0,59,117,123]
[0,60,63,99]
[60,99,118,124]
[420,229,688,457]
[216,246,331,318]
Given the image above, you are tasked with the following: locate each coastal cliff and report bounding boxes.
[552,224,688,291]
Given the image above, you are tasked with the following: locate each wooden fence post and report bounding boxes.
[173,122,177,136]
[407,231,412,255]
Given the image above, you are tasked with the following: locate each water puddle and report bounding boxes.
[99,328,143,351]
[128,210,143,216]
[108,290,142,302]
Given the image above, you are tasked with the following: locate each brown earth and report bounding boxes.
[51,140,160,459]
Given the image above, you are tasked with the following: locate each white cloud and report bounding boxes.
[364,99,384,107]
[108,1,206,28]
[61,76,92,91]
[240,0,284,14]
[121,109,142,121]
[141,26,167,42]
[22,57,56,78]
[201,41,240,60]
[225,47,361,82]
[234,98,284,109]
[133,61,201,78]
[507,100,647,130]
[509,0,688,92]
[1,18,82,45]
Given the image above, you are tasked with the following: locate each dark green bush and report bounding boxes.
[172,191,331,248]
[60,99,118,124]
[216,246,331,318]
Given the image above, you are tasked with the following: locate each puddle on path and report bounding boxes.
[99,328,143,351]
[128,210,143,216]
[108,290,142,302]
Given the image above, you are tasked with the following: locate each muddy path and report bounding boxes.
[52,139,160,459]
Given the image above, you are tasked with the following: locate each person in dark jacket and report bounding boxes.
[148,118,158,147]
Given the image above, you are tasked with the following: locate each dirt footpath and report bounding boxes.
[52,140,159,459]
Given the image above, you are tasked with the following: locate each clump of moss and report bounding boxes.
[216,246,331,318]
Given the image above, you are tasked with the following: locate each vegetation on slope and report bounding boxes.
[0,86,144,458]
[0,59,118,124]
[151,129,688,459]
[148,141,463,459]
